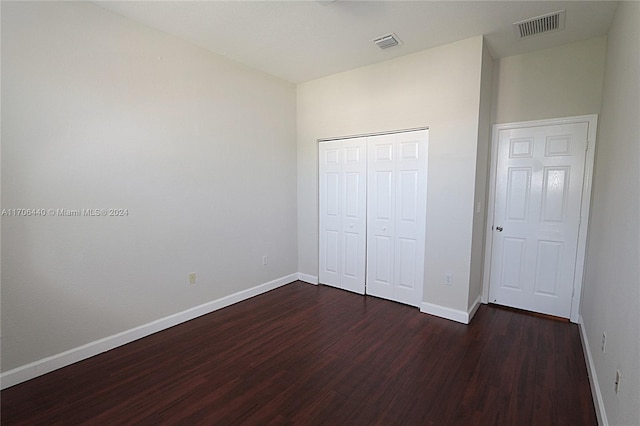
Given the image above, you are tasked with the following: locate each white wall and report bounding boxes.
[581,2,640,425]
[297,36,486,315]
[468,42,494,309]
[1,2,297,371]
[492,36,607,124]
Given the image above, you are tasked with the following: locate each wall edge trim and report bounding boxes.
[468,295,482,322]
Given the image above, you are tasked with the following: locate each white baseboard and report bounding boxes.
[578,315,608,426]
[468,295,482,322]
[420,297,480,325]
[0,273,298,390]
[297,273,318,285]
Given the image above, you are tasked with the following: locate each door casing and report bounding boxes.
[481,115,598,323]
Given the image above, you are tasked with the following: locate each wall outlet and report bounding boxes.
[445,273,453,286]
[614,370,621,394]
[188,273,197,285]
[262,255,268,266]
[601,332,606,353]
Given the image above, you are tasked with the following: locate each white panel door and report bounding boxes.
[394,132,428,306]
[319,138,367,294]
[489,123,588,318]
[367,130,427,307]
[367,134,395,301]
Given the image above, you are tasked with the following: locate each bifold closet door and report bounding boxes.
[367,130,428,307]
[318,138,367,294]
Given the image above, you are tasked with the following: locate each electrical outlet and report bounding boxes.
[614,370,621,394]
[601,332,606,353]
[445,273,453,286]
[262,255,268,266]
[188,273,197,285]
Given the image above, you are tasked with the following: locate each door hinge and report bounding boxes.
[585,140,589,151]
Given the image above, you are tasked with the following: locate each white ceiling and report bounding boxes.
[94,1,617,83]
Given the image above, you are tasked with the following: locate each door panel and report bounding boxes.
[374,235,392,284]
[502,237,526,293]
[324,230,339,275]
[325,172,339,216]
[399,170,418,222]
[375,171,393,220]
[343,231,360,278]
[398,238,417,288]
[344,173,358,217]
[340,141,367,294]
[367,134,396,301]
[489,122,587,318]
[319,154,341,286]
[533,240,562,295]
[393,131,427,307]
[506,168,531,220]
[319,139,367,294]
[367,130,427,307]
[541,167,569,222]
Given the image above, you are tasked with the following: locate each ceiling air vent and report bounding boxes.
[514,10,566,39]
[373,33,401,50]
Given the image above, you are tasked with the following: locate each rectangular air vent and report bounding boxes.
[373,33,401,50]
[514,10,566,39]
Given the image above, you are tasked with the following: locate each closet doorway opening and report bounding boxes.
[318,128,428,308]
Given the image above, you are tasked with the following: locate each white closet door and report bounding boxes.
[367,130,427,307]
[393,131,428,306]
[366,134,396,301]
[318,138,367,294]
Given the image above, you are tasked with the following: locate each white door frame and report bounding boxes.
[481,115,598,323]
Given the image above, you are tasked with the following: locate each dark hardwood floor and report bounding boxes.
[1,281,596,425]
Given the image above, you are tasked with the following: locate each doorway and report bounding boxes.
[318,129,428,308]
[482,115,597,322]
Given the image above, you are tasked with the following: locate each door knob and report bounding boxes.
[496,226,503,232]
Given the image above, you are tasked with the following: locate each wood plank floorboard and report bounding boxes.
[1,281,597,425]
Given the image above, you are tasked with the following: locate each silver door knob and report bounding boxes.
[496,226,503,232]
